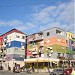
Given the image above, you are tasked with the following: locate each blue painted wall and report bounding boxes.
[7,40,26,48]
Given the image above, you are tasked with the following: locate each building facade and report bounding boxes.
[26,27,67,59]
[0,27,75,70]
[0,29,26,70]
[24,27,75,69]
[66,32,75,59]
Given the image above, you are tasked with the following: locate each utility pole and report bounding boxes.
[25,35,27,59]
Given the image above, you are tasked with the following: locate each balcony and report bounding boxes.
[72,35,75,40]
[32,51,38,55]
[27,33,43,42]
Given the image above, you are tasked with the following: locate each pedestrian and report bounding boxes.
[32,63,35,72]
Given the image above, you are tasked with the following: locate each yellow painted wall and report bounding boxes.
[66,32,75,41]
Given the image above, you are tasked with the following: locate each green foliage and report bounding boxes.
[24,64,30,68]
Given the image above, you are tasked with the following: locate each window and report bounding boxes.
[47,32,50,36]
[66,34,67,37]
[57,38,60,42]
[69,34,70,36]
[66,40,68,43]
[71,41,74,44]
[16,35,20,38]
[4,36,7,39]
[22,36,25,39]
[56,29,61,34]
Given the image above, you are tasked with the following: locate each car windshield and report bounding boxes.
[54,69,63,71]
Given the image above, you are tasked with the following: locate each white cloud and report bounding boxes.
[0,20,23,27]
[32,0,74,33]
[34,6,57,23]
[0,0,74,34]
[0,20,36,32]
[17,22,36,31]
[40,22,60,31]
[57,1,74,24]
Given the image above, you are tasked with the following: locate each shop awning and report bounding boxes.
[24,58,60,63]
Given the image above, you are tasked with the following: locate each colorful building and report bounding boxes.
[24,27,68,69]
[0,27,75,71]
[66,32,75,59]
[0,29,26,70]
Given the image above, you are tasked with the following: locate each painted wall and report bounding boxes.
[7,32,26,42]
[5,47,25,61]
[0,30,26,62]
[7,41,25,48]
[44,36,67,47]
[66,32,75,41]
[27,28,67,59]
[43,27,66,39]
[27,33,43,42]
[0,37,2,47]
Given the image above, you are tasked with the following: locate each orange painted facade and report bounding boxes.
[44,36,67,47]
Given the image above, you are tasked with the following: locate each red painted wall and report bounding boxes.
[0,36,3,47]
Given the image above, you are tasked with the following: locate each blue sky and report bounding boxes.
[0,0,74,35]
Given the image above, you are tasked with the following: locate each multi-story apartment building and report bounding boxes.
[43,27,67,59]
[24,27,75,68]
[27,32,43,58]
[0,29,26,70]
[24,27,67,68]
[0,27,75,70]
[26,27,67,58]
[66,32,75,59]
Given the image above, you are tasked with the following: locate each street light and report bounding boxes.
[25,35,27,59]
[46,47,53,73]
[12,59,15,70]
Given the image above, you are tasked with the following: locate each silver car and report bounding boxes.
[50,68,63,75]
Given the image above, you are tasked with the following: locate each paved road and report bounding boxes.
[0,70,50,75]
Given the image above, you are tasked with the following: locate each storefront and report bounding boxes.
[24,58,60,69]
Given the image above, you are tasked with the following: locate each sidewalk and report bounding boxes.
[25,72,50,75]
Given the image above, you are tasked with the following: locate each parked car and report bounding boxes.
[64,68,72,75]
[50,68,63,75]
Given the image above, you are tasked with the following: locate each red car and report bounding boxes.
[64,68,72,75]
